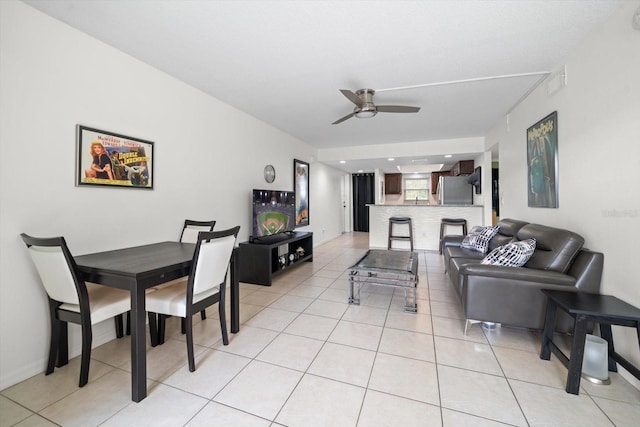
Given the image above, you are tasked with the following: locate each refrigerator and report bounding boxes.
[438,176,473,205]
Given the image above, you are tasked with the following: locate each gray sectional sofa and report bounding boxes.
[443,219,604,332]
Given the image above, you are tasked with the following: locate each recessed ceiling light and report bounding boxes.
[388,158,395,161]
[358,169,363,173]
[444,154,452,158]
[339,160,346,164]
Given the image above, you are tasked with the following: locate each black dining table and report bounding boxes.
[74,241,240,402]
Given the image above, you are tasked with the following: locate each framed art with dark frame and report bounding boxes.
[294,159,309,226]
[76,125,154,189]
[527,111,558,208]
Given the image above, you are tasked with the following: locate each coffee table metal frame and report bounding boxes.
[348,249,419,313]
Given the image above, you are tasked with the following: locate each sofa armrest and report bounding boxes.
[459,264,576,286]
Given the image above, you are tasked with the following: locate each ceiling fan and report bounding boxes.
[332,88,420,125]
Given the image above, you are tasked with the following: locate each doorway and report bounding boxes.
[352,173,375,232]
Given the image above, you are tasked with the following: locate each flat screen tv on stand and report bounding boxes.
[250,189,296,244]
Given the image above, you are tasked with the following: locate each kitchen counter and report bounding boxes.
[367,204,484,251]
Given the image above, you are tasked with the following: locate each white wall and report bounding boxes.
[0,1,343,388]
[485,0,640,388]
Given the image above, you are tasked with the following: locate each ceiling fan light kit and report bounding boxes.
[332,88,420,124]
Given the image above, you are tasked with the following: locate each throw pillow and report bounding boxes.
[481,238,537,267]
[460,225,500,254]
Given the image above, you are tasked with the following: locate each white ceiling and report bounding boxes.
[23,0,623,173]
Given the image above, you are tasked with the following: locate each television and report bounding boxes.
[251,189,296,242]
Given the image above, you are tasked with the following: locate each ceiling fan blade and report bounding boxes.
[332,112,356,125]
[339,89,363,107]
[376,105,421,113]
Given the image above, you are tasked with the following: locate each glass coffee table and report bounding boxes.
[348,249,419,312]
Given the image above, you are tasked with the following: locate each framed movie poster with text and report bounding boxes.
[294,159,309,226]
[76,125,154,189]
[527,111,558,208]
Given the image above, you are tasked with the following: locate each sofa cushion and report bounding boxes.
[488,219,529,251]
[461,225,500,254]
[516,224,584,273]
[481,239,537,267]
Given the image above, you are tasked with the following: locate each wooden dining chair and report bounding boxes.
[180,220,216,321]
[146,226,240,371]
[20,233,132,387]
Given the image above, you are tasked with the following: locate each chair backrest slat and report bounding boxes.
[192,234,237,295]
[180,220,216,243]
[25,242,80,305]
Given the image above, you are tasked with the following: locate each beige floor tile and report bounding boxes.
[287,284,326,298]
[238,303,265,323]
[240,290,283,306]
[328,320,383,351]
[313,268,343,279]
[318,287,350,303]
[244,307,299,332]
[483,325,542,353]
[493,345,567,389]
[591,397,640,427]
[378,328,435,362]
[581,371,640,405]
[308,342,376,387]
[185,401,271,426]
[38,369,132,427]
[341,305,388,326]
[268,294,315,312]
[163,349,251,398]
[1,358,115,412]
[358,291,393,309]
[368,353,439,405]
[510,379,614,426]
[255,333,324,371]
[385,311,433,334]
[389,294,430,314]
[275,374,365,427]
[329,279,351,290]
[213,325,278,358]
[145,338,207,381]
[429,288,459,304]
[431,315,488,343]
[441,408,512,426]
[283,313,339,340]
[101,383,208,426]
[169,316,225,347]
[0,394,33,427]
[214,360,303,420]
[358,390,442,427]
[300,276,336,288]
[438,365,527,426]
[434,336,502,375]
[303,299,349,319]
[12,415,57,426]
[430,301,465,320]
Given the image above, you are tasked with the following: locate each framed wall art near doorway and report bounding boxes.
[527,111,558,208]
[294,159,309,226]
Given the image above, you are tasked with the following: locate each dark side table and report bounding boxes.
[539,289,640,395]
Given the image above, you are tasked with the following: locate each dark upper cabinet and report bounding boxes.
[385,173,402,194]
[451,160,474,176]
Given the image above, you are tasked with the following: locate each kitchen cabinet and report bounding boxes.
[385,173,402,194]
[451,160,474,176]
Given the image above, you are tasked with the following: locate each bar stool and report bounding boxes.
[388,217,414,251]
[439,218,467,254]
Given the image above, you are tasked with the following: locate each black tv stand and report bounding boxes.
[249,231,295,245]
[239,231,313,285]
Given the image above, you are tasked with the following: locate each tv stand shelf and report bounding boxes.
[238,231,313,285]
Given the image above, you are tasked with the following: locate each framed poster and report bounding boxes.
[76,125,154,189]
[527,111,558,208]
[294,159,309,226]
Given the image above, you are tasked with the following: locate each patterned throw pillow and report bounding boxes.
[460,225,500,254]
[481,238,537,267]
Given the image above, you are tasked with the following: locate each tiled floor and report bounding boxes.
[2,232,640,426]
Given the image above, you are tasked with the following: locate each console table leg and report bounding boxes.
[566,314,589,395]
[540,299,557,360]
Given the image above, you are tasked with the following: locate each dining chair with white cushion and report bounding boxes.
[146,226,239,371]
[20,233,131,387]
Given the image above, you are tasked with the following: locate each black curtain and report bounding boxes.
[352,173,375,232]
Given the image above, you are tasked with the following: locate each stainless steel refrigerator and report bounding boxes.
[438,176,473,205]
